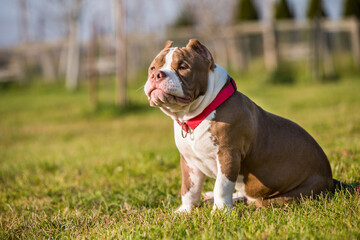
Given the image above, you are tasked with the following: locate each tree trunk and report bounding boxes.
[88,22,98,109]
[18,0,29,43]
[66,0,81,91]
[114,0,127,107]
[350,17,360,67]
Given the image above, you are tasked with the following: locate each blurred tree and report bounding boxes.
[344,0,360,19]
[236,0,258,21]
[114,0,127,107]
[172,10,196,28]
[66,0,82,91]
[18,0,30,43]
[266,62,295,84]
[344,0,360,67]
[275,0,293,20]
[88,22,98,109]
[307,0,326,81]
[307,0,326,19]
[179,0,235,30]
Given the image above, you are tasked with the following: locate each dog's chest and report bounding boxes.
[174,111,218,178]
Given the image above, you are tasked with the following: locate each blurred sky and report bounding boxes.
[0,0,345,48]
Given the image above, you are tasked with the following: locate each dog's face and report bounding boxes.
[144,39,215,112]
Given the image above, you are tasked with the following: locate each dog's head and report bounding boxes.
[144,39,215,115]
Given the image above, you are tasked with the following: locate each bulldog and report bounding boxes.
[144,39,338,212]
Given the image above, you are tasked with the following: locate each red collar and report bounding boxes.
[177,78,237,137]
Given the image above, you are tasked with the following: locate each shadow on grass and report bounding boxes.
[307,180,360,204]
[339,180,360,195]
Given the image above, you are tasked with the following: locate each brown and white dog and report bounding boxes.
[144,39,338,212]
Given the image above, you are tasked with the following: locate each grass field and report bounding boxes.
[0,73,359,239]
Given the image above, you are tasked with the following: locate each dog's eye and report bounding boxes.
[178,65,188,70]
[150,66,156,71]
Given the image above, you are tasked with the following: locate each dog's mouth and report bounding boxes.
[148,88,191,107]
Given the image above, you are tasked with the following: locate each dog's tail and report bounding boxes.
[332,179,360,195]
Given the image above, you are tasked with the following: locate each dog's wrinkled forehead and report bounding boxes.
[152,48,170,69]
[150,39,215,73]
[156,47,179,71]
[151,47,193,71]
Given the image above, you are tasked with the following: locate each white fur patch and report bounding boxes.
[213,172,235,210]
[200,176,258,206]
[162,47,177,70]
[175,164,205,213]
[174,111,218,179]
[158,47,185,98]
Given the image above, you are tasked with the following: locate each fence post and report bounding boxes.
[311,17,322,81]
[262,21,278,71]
[11,53,25,83]
[226,31,247,72]
[40,49,56,82]
[322,31,336,79]
[350,17,360,67]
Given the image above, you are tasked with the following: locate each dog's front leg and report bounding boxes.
[212,151,240,211]
[175,154,205,213]
[213,172,236,211]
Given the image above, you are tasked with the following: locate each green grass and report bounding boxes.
[0,74,359,239]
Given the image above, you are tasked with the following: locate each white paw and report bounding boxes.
[205,191,247,205]
[204,191,214,199]
[211,201,233,213]
[174,204,193,214]
[203,192,215,205]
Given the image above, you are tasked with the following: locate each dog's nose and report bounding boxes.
[151,70,167,82]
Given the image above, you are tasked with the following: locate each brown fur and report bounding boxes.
[163,40,174,49]
[150,49,169,72]
[180,154,194,196]
[210,91,335,204]
[186,39,215,71]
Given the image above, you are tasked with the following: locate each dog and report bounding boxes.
[144,39,339,212]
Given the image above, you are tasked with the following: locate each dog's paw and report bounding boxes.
[205,191,247,205]
[212,197,233,213]
[211,203,233,213]
[203,192,215,205]
[174,204,193,214]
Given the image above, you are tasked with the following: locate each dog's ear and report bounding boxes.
[186,39,215,70]
[163,40,173,49]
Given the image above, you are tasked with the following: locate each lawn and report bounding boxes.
[0,73,359,239]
